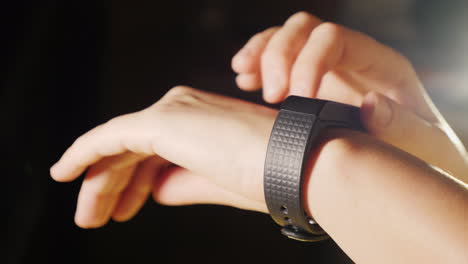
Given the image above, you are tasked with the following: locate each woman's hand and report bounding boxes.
[232,11,467,180]
[49,86,468,263]
[50,86,277,228]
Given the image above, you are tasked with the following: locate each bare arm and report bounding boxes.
[50,87,468,263]
[304,129,468,263]
[232,11,468,182]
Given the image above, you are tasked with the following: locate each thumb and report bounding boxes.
[360,92,467,180]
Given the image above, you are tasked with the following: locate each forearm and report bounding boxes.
[50,85,467,262]
[305,129,468,263]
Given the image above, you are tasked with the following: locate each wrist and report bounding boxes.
[302,128,468,263]
[303,129,364,224]
[263,96,364,241]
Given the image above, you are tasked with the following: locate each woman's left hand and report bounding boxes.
[50,86,277,228]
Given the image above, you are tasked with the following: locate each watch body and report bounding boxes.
[264,96,365,242]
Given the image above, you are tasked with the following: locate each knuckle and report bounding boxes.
[287,11,314,24]
[247,26,279,45]
[73,134,86,146]
[106,112,139,126]
[102,114,136,136]
[263,26,281,35]
[249,31,266,43]
[165,85,198,101]
[155,86,202,111]
[166,85,194,97]
[105,116,121,127]
[314,22,345,41]
[261,48,290,68]
[71,131,95,149]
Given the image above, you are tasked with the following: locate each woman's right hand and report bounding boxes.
[231,11,467,180]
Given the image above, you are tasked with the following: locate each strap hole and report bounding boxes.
[280,205,288,214]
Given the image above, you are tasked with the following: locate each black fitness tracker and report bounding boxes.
[264,96,365,242]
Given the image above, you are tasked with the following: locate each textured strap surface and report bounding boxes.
[264,97,364,242]
[264,110,326,241]
[264,110,313,227]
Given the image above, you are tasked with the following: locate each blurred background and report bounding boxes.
[6,0,467,263]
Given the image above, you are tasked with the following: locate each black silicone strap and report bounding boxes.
[264,96,364,242]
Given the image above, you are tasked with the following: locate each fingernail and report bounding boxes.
[374,95,393,128]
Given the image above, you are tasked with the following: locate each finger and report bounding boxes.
[112,156,167,222]
[232,26,279,74]
[235,73,262,91]
[261,12,322,103]
[152,166,267,213]
[360,92,468,180]
[75,153,144,228]
[309,71,366,107]
[50,113,149,182]
[289,22,431,119]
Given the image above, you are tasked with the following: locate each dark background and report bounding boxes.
[6,1,468,264]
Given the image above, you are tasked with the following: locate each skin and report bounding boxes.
[50,11,468,264]
[50,87,468,263]
[51,87,275,224]
[231,11,468,180]
[306,129,468,263]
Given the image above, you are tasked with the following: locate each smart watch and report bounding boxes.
[264,96,365,242]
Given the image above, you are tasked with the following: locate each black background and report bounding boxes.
[6,1,468,264]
